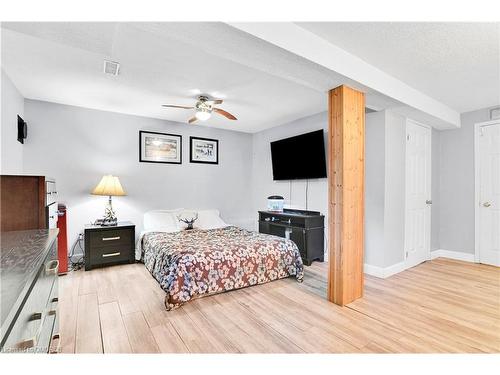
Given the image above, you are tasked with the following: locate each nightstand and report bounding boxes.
[84,221,135,271]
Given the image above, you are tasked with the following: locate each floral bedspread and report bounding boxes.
[141,226,304,310]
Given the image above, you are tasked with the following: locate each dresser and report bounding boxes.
[84,221,135,270]
[258,209,325,266]
[0,229,60,353]
[0,175,58,231]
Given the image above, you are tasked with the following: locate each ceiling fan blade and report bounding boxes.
[188,117,198,124]
[209,99,223,105]
[162,105,194,109]
[214,108,237,120]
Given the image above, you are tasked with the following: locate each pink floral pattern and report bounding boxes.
[141,226,304,310]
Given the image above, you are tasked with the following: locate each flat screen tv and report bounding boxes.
[270,129,327,180]
[17,115,27,144]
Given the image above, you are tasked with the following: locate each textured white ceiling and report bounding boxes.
[2,22,495,133]
[1,22,330,133]
[297,22,500,113]
[0,22,403,133]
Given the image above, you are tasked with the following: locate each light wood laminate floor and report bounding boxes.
[58,258,500,353]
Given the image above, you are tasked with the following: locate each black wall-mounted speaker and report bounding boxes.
[17,115,27,144]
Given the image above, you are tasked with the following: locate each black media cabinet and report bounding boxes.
[258,209,324,266]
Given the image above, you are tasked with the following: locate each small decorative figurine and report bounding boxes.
[177,212,198,230]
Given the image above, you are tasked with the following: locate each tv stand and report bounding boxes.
[258,209,324,266]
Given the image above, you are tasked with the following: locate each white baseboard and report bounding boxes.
[363,264,385,278]
[430,249,475,263]
[365,250,475,279]
[364,261,406,279]
[384,261,409,277]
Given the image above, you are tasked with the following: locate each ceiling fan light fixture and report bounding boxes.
[195,109,211,121]
[162,95,236,123]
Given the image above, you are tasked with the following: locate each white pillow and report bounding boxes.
[143,209,183,232]
[177,209,228,230]
[196,209,228,230]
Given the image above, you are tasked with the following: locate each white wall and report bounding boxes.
[251,111,328,219]
[8,87,486,264]
[365,111,386,267]
[383,111,407,267]
[438,105,499,254]
[251,111,329,246]
[23,100,254,248]
[431,128,441,251]
[251,109,439,269]
[1,69,24,174]
[251,110,400,266]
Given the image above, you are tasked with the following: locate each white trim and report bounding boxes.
[475,119,500,127]
[365,249,475,279]
[474,119,500,264]
[430,249,475,263]
[364,261,407,279]
[384,261,410,278]
[406,117,432,130]
[363,264,386,278]
[474,122,481,263]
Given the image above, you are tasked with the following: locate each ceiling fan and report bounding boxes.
[162,95,237,124]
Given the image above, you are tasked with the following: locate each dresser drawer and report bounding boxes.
[45,179,57,206]
[37,285,58,354]
[88,228,132,248]
[2,256,58,352]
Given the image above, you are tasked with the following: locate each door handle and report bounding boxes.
[426,200,432,205]
[483,202,491,208]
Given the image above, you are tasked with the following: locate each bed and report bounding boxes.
[136,210,304,310]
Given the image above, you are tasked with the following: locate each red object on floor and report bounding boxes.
[57,204,69,274]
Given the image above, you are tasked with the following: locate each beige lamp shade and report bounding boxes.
[91,175,126,196]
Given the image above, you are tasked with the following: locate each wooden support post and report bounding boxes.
[327,85,365,306]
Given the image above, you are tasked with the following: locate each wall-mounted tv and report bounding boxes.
[17,115,27,144]
[270,129,327,181]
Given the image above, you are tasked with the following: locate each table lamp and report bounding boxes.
[91,175,126,226]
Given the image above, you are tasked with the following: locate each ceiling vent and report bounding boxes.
[103,60,120,76]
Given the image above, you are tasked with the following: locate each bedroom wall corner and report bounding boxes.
[438,105,499,255]
[1,69,25,174]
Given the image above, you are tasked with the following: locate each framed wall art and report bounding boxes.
[189,136,218,164]
[139,130,182,164]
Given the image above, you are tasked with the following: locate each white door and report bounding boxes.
[477,122,500,266]
[404,120,432,268]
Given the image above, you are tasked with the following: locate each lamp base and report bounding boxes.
[101,195,117,226]
[101,217,118,226]
[94,217,118,226]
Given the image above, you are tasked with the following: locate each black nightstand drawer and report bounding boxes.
[89,228,132,248]
[89,245,131,266]
[84,222,135,271]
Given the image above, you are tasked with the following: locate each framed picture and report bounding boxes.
[190,136,219,164]
[139,131,182,164]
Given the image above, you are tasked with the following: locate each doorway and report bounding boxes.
[404,119,432,268]
[475,120,500,266]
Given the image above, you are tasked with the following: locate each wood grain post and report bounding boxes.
[327,85,365,306]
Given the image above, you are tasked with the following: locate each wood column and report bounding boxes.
[327,85,365,306]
